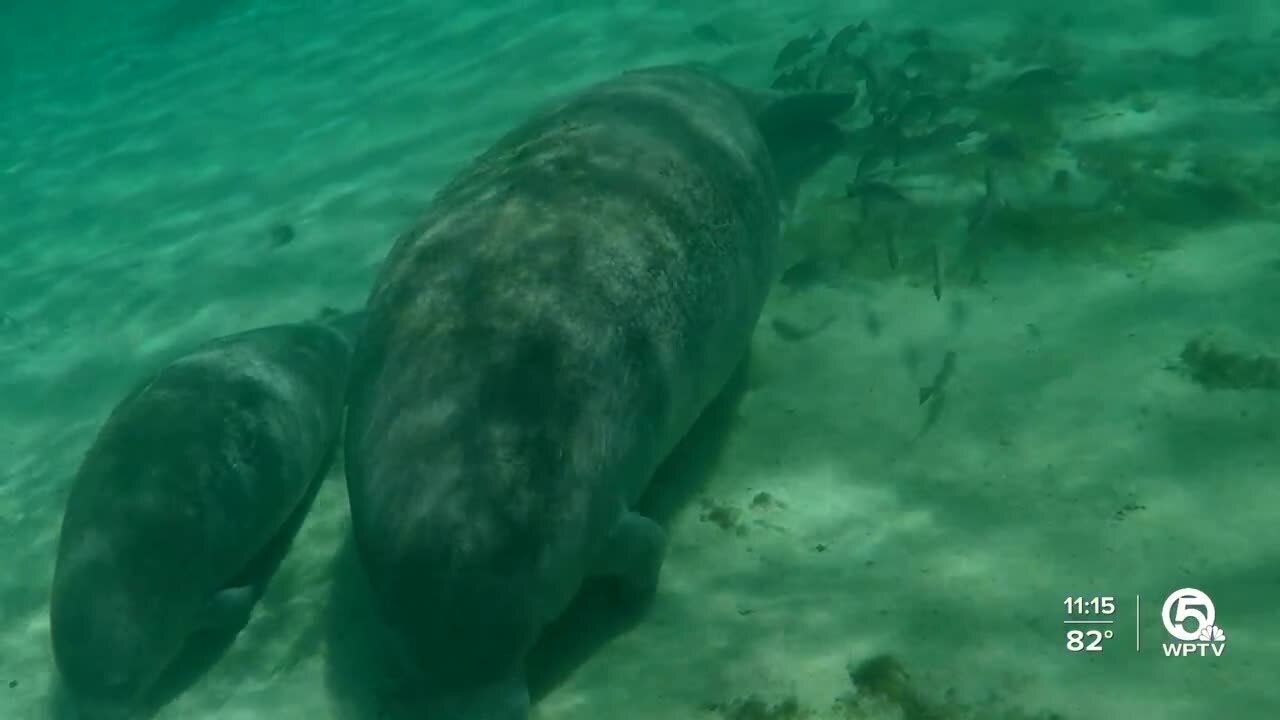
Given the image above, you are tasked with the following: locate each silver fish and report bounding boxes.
[967,166,999,235]
[919,350,956,404]
[931,242,944,301]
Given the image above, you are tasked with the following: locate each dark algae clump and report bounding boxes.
[1181,337,1280,391]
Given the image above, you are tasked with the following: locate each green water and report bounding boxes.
[1,2,1277,719]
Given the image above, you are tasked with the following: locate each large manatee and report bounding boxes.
[50,313,362,718]
[343,64,853,719]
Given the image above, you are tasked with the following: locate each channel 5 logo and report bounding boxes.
[1160,588,1226,657]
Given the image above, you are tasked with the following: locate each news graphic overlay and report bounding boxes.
[1159,587,1226,657]
[1063,596,1117,653]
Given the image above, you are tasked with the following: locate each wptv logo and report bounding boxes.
[1160,588,1226,658]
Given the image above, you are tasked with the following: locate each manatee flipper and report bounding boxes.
[200,586,255,631]
[593,511,667,596]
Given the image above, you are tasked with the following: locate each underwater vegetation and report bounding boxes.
[698,491,789,536]
[708,694,805,720]
[704,654,1067,720]
[1180,336,1280,391]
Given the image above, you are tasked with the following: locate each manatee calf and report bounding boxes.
[343,64,853,719]
[50,313,362,718]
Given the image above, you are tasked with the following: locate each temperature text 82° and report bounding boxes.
[1066,629,1112,652]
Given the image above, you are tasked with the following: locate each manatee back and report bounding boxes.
[59,320,351,574]
[351,66,783,499]
[51,319,354,709]
[342,66,796,704]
